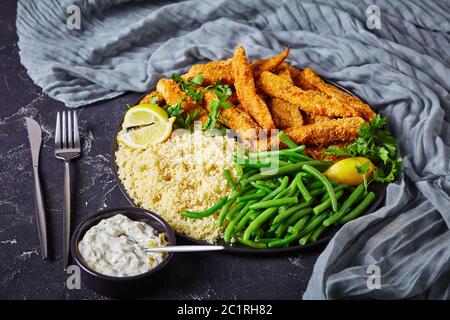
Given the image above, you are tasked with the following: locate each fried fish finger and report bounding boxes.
[268,64,303,128]
[251,47,290,78]
[232,46,275,130]
[203,90,260,140]
[268,98,303,128]
[284,117,365,147]
[182,48,290,86]
[139,91,162,105]
[258,71,358,118]
[156,78,207,121]
[300,68,376,121]
[182,59,235,85]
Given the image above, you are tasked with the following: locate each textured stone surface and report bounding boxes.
[0,1,320,299]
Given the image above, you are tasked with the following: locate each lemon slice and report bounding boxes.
[118,117,175,148]
[122,104,169,129]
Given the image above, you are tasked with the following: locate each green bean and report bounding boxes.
[323,184,365,226]
[288,216,310,234]
[253,237,280,244]
[297,212,328,238]
[310,224,327,243]
[234,209,255,233]
[307,180,323,190]
[309,186,327,197]
[237,191,266,203]
[303,164,338,212]
[321,184,349,202]
[268,232,301,248]
[263,176,289,200]
[282,151,312,161]
[184,196,228,219]
[223,200,256,243]
[279,131,298,149]
[268,222,281,232]
[233,156,273,168]
[243,207,279,241]
[272,199,314,225]
[225,202,246,221]
[223,169,237,190]
[312,190,344,215]
[247,161,331,182]
[236,164,243,177]
[249,197,298,210]
[250,182,273,194]
[237,169,258,184]
[275,208,313,237]
[218,186,250,227]
[299,232,312,245]
[295,172,312,202]
[338,192,376,224]
[237,237,267,249]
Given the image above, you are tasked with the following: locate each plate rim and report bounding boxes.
[110,81,388,254]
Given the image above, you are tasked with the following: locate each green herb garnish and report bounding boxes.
[203,80,233,130]
[172,73,204,103]
[325,115,402,184]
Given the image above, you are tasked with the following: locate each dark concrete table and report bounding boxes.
[0,0,320,300]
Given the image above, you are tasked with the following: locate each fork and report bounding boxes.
[55,111,81,270]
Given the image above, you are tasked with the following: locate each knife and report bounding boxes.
[25,117,48,259]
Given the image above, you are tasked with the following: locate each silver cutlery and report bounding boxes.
[25,117,48,260]
[55,111,81,270]
[143,245,225,253]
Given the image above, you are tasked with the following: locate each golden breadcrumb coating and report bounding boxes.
[258,71,358,118]
[232,46,275,130]
[284,117,365,147]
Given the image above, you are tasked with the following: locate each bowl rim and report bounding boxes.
[70,206,176,281]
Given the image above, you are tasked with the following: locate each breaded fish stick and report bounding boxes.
[258,72,358,118]
[156,78,198,113]
[251,47,290,77]
[182,59,235,85]
[268,65,303,128]
[302,112,333,125]
[203,90,260,140]
[232,46,275,130]
[269,98,304,129]
[182,48,290,85]
[284,117,365,147]
[156,78,207,121]
[300,68,376,121]
[139,91,162,105]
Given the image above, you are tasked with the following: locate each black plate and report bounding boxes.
[111,83,387,254]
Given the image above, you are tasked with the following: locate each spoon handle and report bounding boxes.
[144,245,225,253]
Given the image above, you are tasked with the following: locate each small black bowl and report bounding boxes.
[70,207,176,298]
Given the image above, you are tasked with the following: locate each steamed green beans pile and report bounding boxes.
[183,135,376,249]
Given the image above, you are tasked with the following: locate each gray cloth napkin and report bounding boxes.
[16,0,450,299]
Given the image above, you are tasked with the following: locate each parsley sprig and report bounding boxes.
[325,115,402,184]
[163,100,201,132]
[203,81,232,130]
[172,73,204,103]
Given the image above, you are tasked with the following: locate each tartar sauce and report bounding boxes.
[78,214,167,277]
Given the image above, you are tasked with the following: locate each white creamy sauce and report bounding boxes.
[78,214,167,277]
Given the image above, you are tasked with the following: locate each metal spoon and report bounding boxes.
[127,237,225,253]
[143,245,225,253]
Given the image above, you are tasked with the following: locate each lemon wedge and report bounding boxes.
[118,104,174,148]
[122,104,169,130]
[118,116,175,149]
